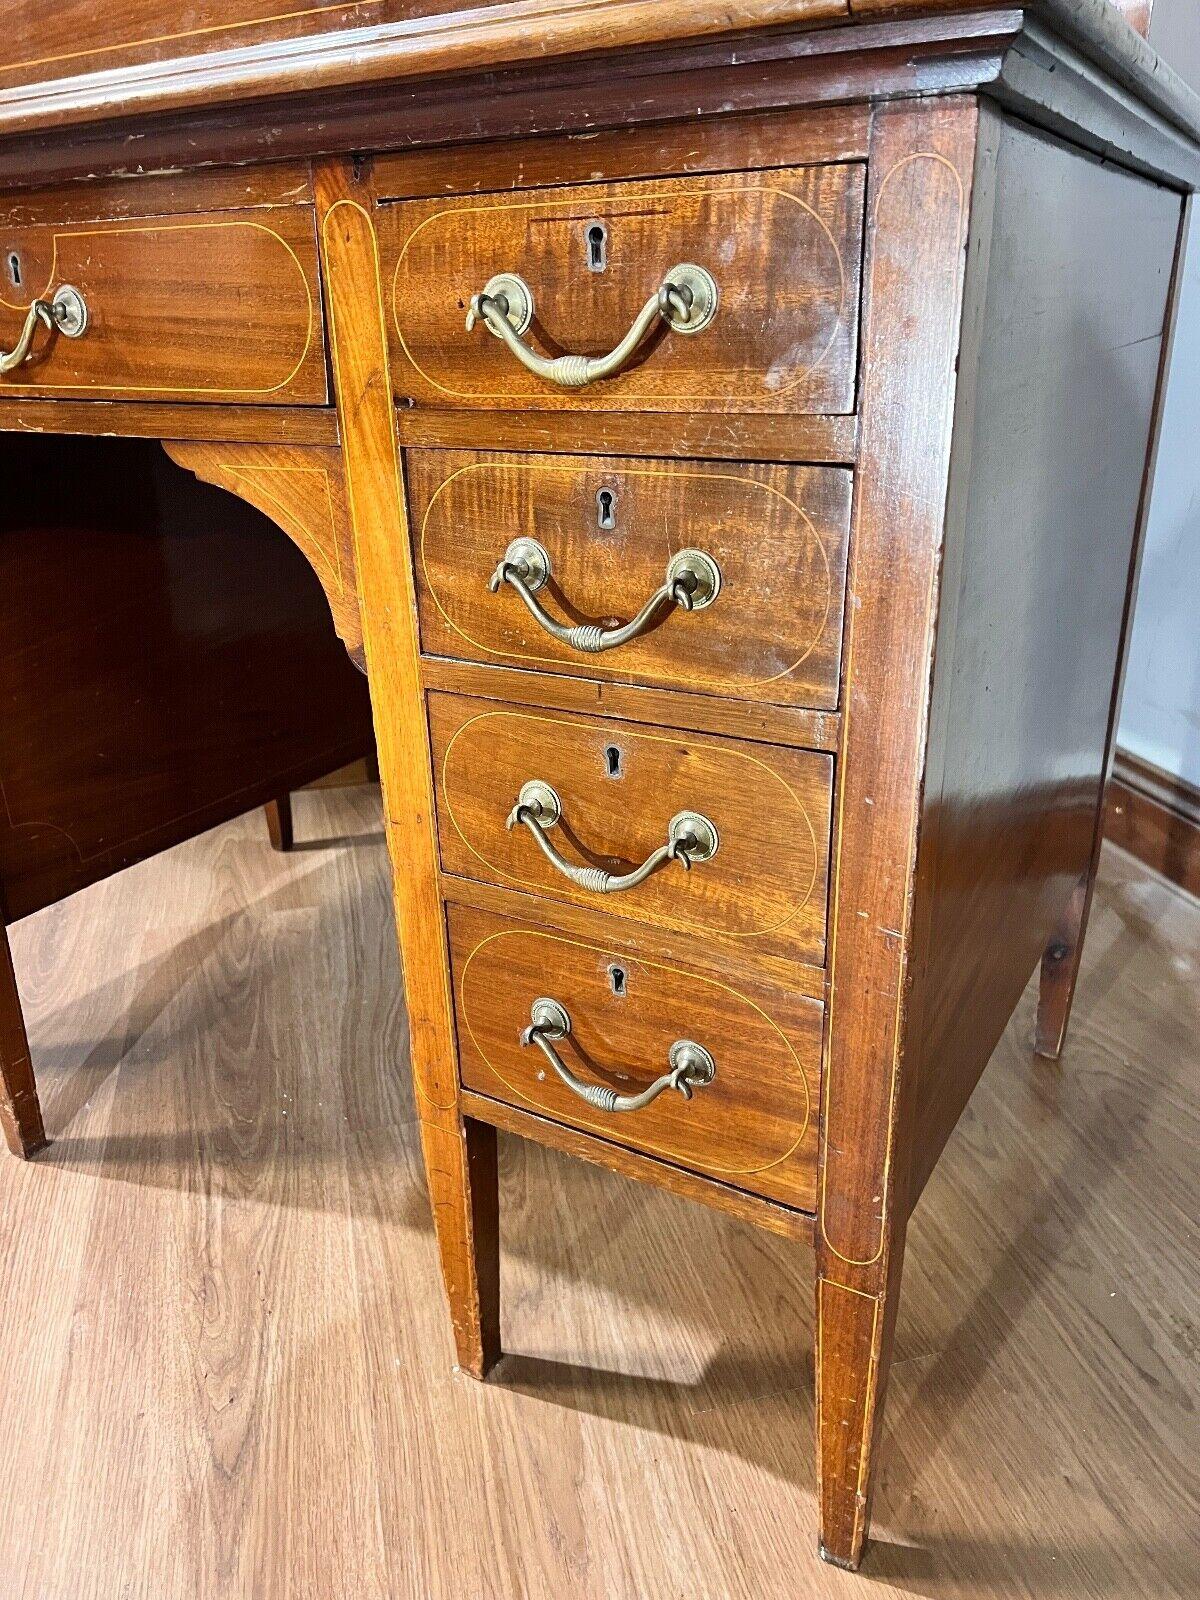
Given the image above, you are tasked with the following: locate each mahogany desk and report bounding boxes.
[0,0,1195,1571]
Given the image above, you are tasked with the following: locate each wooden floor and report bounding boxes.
[1,786,1196,1600]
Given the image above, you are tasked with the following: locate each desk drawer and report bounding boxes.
[449,904,820,1210]
[384,164,864,415]
[409,450,851,710]
[0,200,326,403]
[430,694,832,970]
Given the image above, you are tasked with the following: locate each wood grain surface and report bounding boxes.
[383,162,864,416]
[408,449,851,709]
[316,157,501,1379]
[373,104,871,201]
[166,441,364,666]
[910,116,1183,1170]
[814,98,980,1569]
[429,693,832,971]
[0,199,327,404]
[0,790,1195,1599]
[449,901,822,1210]
[0,1,846,98]
[0,397,340,446]
[417,655,840,754]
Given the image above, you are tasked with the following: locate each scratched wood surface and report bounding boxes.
[0,787,1195,1600]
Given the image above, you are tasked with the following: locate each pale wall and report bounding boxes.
[1117,0,1200,784]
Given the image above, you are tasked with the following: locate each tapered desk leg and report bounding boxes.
[265,793,295,853]
[1,924,46,1158]
[1036,874,1093,1060]
[815,98,981,1567]
[314,157,501,1376]
[815,1254,906,1571]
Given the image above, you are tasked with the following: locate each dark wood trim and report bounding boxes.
[1106,747,1200,900]
[264,795,295,852]
[393,405,858,465]
[993,18,1200,188]
[815,95,981,1569]
[418,658,841,756]
[0,399,340,447]
[460,1089,815,1243]
[0,6,1194,193]
[0,12,1017,190]
[0,2,847,133]
[0,920,45,1158]
[0,2,1193,147]
[372,101,873,198]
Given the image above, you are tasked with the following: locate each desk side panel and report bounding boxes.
[907,114,1183,1204]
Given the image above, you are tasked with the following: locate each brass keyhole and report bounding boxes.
[7,252,21,288]
[608,964,627,997]
[604,745,622,779]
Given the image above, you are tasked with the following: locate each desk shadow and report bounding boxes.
[862,1529,1200,1598]
[21,835,416,1218]
[17,833,1196,1597]
[288,831,385,852]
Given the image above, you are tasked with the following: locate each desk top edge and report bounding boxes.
[0,1,1195,157]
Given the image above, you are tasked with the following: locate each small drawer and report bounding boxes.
[0,189,326,403]
[409,449,851,711]
[449,904,821,1210]
[430,693,832,970]
[383,163,864,415]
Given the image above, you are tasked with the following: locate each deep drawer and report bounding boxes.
[408,449,851,710]
[450,903,820,1209]
[0,188,326,403]
[430,693,832,971]
[383,163,864,416]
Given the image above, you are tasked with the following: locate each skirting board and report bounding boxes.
[1106,747,1200,899]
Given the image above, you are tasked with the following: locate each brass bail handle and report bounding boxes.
[506,779,719,895]
[0,285,89,374]
[489,539,721,654]
[464,262,719,388]
[521,997,717,1115]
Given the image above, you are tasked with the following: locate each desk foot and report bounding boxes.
[265,793,295,852]
[2,924,46,1159]
[421,1115,502,1380]
[818,1541,863,1572]
[1036,875,1092,1060]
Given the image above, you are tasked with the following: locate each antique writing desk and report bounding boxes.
[1,0,1195,1571]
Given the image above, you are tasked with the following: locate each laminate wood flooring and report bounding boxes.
[1,787,1195,1599]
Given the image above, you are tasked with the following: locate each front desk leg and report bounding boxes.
[814,97,981,1566]
[1,923,46,1157]
[1036,866,1098,1061]
[314,156,501,1377]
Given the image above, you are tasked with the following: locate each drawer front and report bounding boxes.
[0,206,326,403]
[384,164,864,415]
[450,905,820,1210]
[409,450,851,710]
[430,694,832,969]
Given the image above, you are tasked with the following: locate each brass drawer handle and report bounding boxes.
[521,997,717,1114]
[507,780,718,894]
[489,538,721,654]
[464,262,718,388]
[0,285,88,373]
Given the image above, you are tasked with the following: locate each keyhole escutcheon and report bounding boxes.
[596,487,617,530]
[585,221,608,273]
